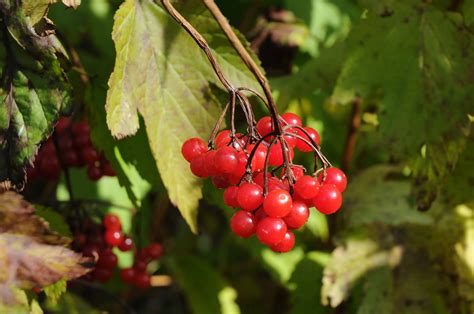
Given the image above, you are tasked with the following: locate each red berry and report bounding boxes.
[256,116,274,138]
[215,130,231,147]
[190,154,208,178]
[283,130,298,148]
[318,168,347,192]
[41,140,56,156]
[212,175,231,189]
[284,201,309,229]
[296,127,320,152]
[254,209,267,221]
[204,150,218,176]
[233,151,247,178]
[120,268,135,283]
[134,260,148,272]
[268,144,294,167]
[263,190,293,218]
[237,183,264,211]
[82,244,100,257]
[103,213,121,230]
[294,176,320,199]
[313,184,342,214]
[27,166,39,180]
[280,166,305,181]
[281,113,302,127]
[93,267,113,282]
[58,134,74,150]
[81,146,99,164]
[119,236,134,252]
[215,146,238,174]
[87,164,102,181]
[72,121,90,137]
[102,161,116,176]
[104,230,124,246]
[256,217,287,245]
[181,138,207,162]
[246,144,267,172]
[39,156,61,180]
[61,149,80,167]
[74,133,91,147]
[224,186,239,208]
[253,172,271,187]
[97,249,118,269]
[147,243,164,260]
[55,117,71,134]
[230,210,257,238]
[134,272,151,289]
[270,231,295,253]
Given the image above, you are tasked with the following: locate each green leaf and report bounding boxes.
[332,2,473,159]
[43,279,66,306]
[355,267,394,314]
[462,1,474,29]
[343,165,433,227]
[35,206,71,237]
[0,3,72,190]
[165,255,240,314]
[106,0,262,232]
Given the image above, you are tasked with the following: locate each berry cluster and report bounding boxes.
[182,112,347,253]
[27,118,115,182]
[74,213,163,289]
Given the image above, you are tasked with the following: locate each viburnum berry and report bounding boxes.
[246,144,266,172]
[256,217,287,245]
[103,213,121,230]
[281,166,304,181]
[134,272,151,289]
[281,112,302,127]
[97,249,118,269]
[296,127,320,152]
[294,176,320,199]
[215,146,239,174]
[267,177,289,192]
[181,138,207,162]
[318,167,347,192]
[284,201,309,229]
[270,231,295,253]
[61,149,80,167]
[237,183,264,211]
[81,147,100,164]
[212,175,231,189]
[190,154,208,178]
[256,116,273,138]
[120,268,136,283]
[134,260,148,273]
[230,210,257,238]
[87,164,103,181]
[39,157,61,180]
[119,236,134,252]
[224,186,240,208]
[55,117,71,134]
[102,161,116,176]
[215,130,231,147]
[313,184,342,214]
[204,150,218,176]
[147,243,164,260]
[263,190,293,218]
[72,121,90,137]
[93,267,113,283]
[268,144,294,167]
[104,230,124,246]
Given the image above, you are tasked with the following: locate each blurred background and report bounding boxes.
[21,0,474,313]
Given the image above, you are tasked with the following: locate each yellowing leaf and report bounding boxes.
[106,0,261,232]
[0,192,90,306]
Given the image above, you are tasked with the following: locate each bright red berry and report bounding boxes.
[118,236,134,252]
[134,272,151,289]
[181,138,207,162]
[203,150,218,176]
[223,186,240,208]
[284,201,309,229]
[268,144,294,167]
[296,127,320,152]
[318,168,347,192]
[246,144,267,172]
[230,210,257,238]
[294,176,320,199]
[267,177,289,193]
[270,231,295,253]
[263,190,293,218]
[280,166,305,181]
[313,184,342,214]
[237,183,264,211]
[147,243,164,260]
[104,230,124,246]
[256,116,274,138]
[120,268,135,283]
[215,130,231,147]
[215,146,239,174]
[256,217,287,245]
[103,213,121,230]
[190,154,208,178]
[281,113,302,127]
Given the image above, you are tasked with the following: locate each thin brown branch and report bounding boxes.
[341,98,362,171]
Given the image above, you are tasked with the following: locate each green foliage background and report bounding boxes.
[0,0,472,313]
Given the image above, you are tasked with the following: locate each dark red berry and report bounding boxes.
[263,190,293,218]
[92,267,113,283]
[55,117,72,134]
[134,272,151,289]
[147,243,164,260]
[102,161,116,176]
[61,149,80,167]
[212,175,231,189]
[74,133,91,147]
[181,138,207,162]
[256,217,287,245]
[118,236,134,252]
[72,121,90,137]
[39,156,61,180]
[313,184,342,214]
[81,147,99,164]
[87,164,103,181]
[97,249,118,269]
[134,260,148,273]
[284,201,309,229]
[230,210,257,238]
[120,268,135,283]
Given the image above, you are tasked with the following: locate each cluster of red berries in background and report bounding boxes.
[182,112,347,253]
[74,213,163,289]
[27,118,116,182]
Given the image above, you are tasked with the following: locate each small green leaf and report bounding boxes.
[43,279,66,306]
